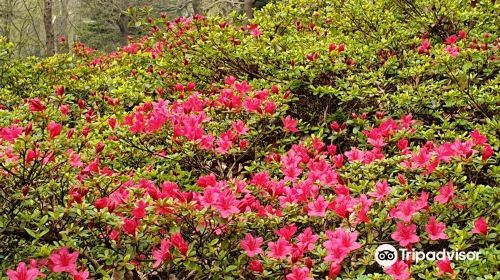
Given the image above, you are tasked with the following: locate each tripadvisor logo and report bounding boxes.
[375,244,398,267]
[374,244,482,267]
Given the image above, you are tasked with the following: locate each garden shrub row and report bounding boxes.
[0,0,498,279]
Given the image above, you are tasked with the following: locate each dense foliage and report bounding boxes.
[0,0,499,279]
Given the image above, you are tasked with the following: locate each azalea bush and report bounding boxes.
[0,0,499,279]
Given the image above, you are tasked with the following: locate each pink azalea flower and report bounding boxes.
[397,139,409,153]
[6,262,40,280]
[0,124,24,143]
[362,148,385,164]
[131,200,148,219]
[445,45,460,57]
[267,238,292,259]
[251,171,270,188]
[248,24,262,38]
[328,262,342,278]
[471,217,488,236]
[384,260,410,280]
[425,216,448,240]
[122,218,139,235]
[232,120,249,135]
[47,121,62,139]
[344,147,364,162]
[406,147,432,169]
[400,114,416,129]
[282,154,302,181]
[311,137,325,152]
[367,136,386,148]
[215,133,233,154]
[450,140,475,158]
[196,173,217,188]
[434,181,454,204]
[418,39,431,55]
[28,98,46,112]
[391,222,420,247]
[329,194,356,218]
[470,129,488,145]
[355,194,373,224]
[171,232,189,255]
[436,258,454,275]
[214,191,240,218]
[69,152,83,167]
[73,269,90,280]
[48,247,79,275]
[323,242,348,263]
[482,144,493,161]
[59,104,70,116]
[286,266,313,280]
[240,234,264,257]
[264,101,276,113]
[307,195,328,217]
[152,239,172,268]
[415,191,429,211]
[445,35,458,45]
[275,224,298,241]
[199,134,214,150]
[235,80,252,94]
[282,115,299,133]
[369,180,391,201]
[296,228,319,251]
[323,228,360,263]
[326,228,361,252]
[389,199,418,222]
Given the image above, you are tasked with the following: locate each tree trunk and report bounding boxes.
[57,0,70,52]
[1,0,14,39]
[243,0,255,19]
[192,0,202,15]
[43,0,55,56]
[117,13,129,46]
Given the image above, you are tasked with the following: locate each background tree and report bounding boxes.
[43,0,55,55]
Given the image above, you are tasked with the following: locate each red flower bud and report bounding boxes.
[187,82,196,91]
[67,128,75,139]
[305,257,313,269]
[82,126,89,137]
[25,122,32,136]
[330,121,340,132]
[108,118,117,130]
[329,43,337,52]
[175,83,184,92]
[78,99,86,109]
[338,43,345,52]
[239,139,248,149]
[459,30,467,39]
[249,260,263,273]
[271,84,279,94]
[95,142,105,154]
[56,85,65,97]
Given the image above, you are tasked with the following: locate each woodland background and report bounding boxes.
[0,0,270,57]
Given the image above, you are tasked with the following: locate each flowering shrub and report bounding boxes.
[0,0,499,279]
